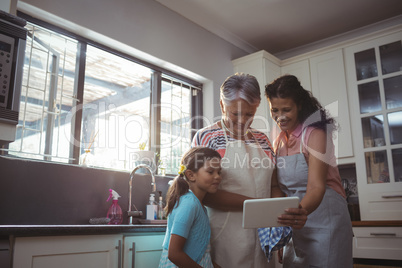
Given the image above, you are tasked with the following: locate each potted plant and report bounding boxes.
[156,153,166,176]
[134,142,156,173]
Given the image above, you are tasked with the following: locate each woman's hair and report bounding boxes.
[265,74,336,132]
[165,147,221,216]
[220,72,261,106]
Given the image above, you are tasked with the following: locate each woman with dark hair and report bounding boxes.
[265,74,353,267]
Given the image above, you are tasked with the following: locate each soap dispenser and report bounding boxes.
[146,193,157,220]
[106,189,123,224]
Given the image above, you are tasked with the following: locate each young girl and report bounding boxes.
[158,147,222,268]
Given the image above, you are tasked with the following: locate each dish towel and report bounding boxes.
[258,227,292,262]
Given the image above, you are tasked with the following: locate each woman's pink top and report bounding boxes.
[275,124,346,198]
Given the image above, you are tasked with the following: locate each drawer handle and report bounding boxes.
[115,240,122,268]
[370,233,396,237]
[381,195,402,199]
[131,242,136,268]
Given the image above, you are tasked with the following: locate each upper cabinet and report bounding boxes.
[280,50,354,159]
[234,50,354,158]
[233,51,281,140]
[344,30,402,220]
[281,59,311,91]
[309,50,354,159]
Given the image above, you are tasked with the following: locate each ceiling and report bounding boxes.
[156,0,402,57]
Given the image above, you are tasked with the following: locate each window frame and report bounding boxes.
[10,11,203,171]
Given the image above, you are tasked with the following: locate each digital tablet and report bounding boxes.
[242,196,299,228]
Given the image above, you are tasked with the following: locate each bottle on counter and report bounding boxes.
[106,189,123,224]
[146,193,158,220]
[157,191,165,220]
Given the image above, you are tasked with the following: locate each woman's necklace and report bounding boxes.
[220,119,249,138]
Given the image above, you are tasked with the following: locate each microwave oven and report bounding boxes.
[0,11,27,144]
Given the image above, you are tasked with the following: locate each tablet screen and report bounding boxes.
[242,196,299,228]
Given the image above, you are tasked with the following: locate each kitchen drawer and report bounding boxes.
[352,227,402,260]
[359,190,402,220]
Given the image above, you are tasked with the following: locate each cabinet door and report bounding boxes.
[344,30,402,220]
[233,51,280,138]
[123,233,165,268]
[310,49,354,159]
[352,227,402,260]
[13,235,123,268]
[281,59,311,91]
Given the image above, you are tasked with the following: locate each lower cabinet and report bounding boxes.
[12,232,165,268]
[123,233,165,268]
[0,239,10,268]
[13,234,123,268]
[352,227,402,260]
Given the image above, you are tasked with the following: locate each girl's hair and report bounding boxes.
[265,74,336,133]
[220,72,261,106]
[165,147,221,216]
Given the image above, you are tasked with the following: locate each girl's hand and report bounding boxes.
[277,204,308,229]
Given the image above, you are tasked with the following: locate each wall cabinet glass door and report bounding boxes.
[345,30,402,220]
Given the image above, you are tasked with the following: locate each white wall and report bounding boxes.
[16,0,249,123]
[1,0,16,14]
[0,0,11,12]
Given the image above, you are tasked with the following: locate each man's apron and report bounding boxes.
[209,126,275,268]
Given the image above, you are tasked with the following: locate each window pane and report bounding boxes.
[384,75,402,109]
[388,111,402,145]
[392,149,402,182]
[362,115,385,148]
[8,22,77,162]
[354,48,377,80]
[81,45,152,170]
[7,19,202,171]
[364,150,389,184]
[160,78,192,175]
[358,81,381,114]
[379,41,402,75]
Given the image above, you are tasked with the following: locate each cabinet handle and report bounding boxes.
[130,242,136,268]
[381,195,402,199]
[115,240,122,268]
[370,233,396,237]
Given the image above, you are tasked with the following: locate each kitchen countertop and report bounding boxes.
[2,221,400,237]
[352,220,402,227]
[0,224,167,237]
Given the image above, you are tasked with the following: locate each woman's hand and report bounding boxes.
[277,204,308,229]
[277,248,283,264]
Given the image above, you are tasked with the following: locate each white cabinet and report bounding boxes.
[232,50,281,140]
[281,59,311,92]
[123,233,164,268]
[352,227,402,260]
[12,232,166,268]
[344,29,402,220]
[309,49,354,159]
[13,234,123,268]
[281,52,354,159]
[272,50,354,159]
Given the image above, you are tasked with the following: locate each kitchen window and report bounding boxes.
[4,14,203,175]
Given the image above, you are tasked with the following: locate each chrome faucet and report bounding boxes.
[128,164,156,224]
